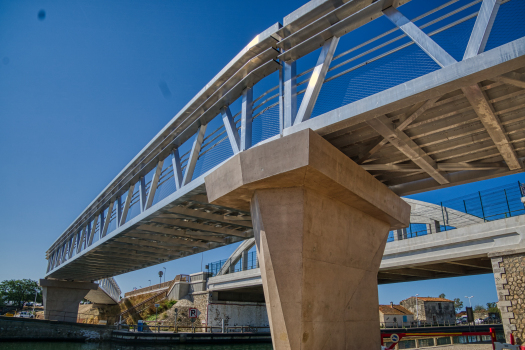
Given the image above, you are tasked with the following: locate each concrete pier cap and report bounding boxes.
[205,129,410,350]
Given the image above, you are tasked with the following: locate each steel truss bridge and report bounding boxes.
[46,0,525,282]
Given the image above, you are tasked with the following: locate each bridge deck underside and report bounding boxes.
[323,67,525,195]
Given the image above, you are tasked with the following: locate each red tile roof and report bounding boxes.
[401,296,453,303]
[379,304,413,315]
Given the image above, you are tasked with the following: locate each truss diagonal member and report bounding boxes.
[383,7,456,68]
[221,106,241,154]
[145,159,164,210]
[182,123,207,186]
[88,214,100,246]
[366,115,449,185]
[462,84,522,170]
[463,0,501,60]
[101,200,114,238]
[493,72,525,89]
[171,149,183,191]
[120,183,135,227]
[294,36,339,125]
[76,226,88,254]
[358,98,439,163]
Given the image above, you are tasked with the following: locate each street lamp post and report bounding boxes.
[149,280,151,287]
[415,294,420,327]
[465,296,474,307]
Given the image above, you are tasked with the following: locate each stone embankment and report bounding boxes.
[0,316,114,341]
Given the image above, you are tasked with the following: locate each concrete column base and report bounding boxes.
[205,129,410,350]
[39,279,97,322]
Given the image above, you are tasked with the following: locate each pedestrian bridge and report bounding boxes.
[45,0,525,283]
[41,0,525,345]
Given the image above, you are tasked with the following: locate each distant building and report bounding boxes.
[379,302,414,328]
[401,297,455,324]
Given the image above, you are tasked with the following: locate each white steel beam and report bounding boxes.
[367,115,449,184]
[68,233,78,259]
[462,84,522,170]
[76,226,87,254]
[119,183,135,227]
[283,61,297,128]
[182,124,207,186]
[463,0,501,60]
[116,196,122,228]
[171,149,183,191]
[88,215,99,246]
[221,106,241,154]
[294,36,339,125]
[241,88,253,151]
[145,159,164,210]
[139,177,147,212]
[101,201,114,239]
[383,7,456,68]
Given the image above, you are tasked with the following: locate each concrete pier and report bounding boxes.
[206,129,410,350]
[39,279,98,322]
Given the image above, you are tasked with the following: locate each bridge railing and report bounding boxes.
[96,277,121,302]
[388,181,525,242]
[46,0,525,276]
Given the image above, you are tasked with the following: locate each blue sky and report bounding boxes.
[0,0,523,311]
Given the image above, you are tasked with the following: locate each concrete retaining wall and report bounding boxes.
[207,301,269,328]
[0,316,115,342]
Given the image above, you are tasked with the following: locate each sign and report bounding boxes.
[189,308,198,318]
[154,304,160,308]
[390,334,400,343]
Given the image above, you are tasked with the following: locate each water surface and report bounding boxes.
[0,342,273,350]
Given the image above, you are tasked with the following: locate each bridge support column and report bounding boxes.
[490,251,525,344]
[206,129,410,350]
[39,279,97,322]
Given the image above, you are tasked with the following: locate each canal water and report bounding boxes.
[0,343,273,350]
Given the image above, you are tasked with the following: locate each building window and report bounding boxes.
[438,303,442,311]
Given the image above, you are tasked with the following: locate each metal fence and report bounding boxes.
[207,251,258,277]
[388,181,525,241]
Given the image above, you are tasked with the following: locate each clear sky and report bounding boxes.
[0,0,523,312]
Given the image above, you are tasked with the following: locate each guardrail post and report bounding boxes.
[441,202,447,231]
[504,189,512,217]
[479,191,486,221]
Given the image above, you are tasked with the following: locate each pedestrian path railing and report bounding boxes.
[387,181,525,242]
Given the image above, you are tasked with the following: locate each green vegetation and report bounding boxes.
[0,279,42,308]
[487,302,501,317]
[453,298,463,312]
[474,304,486,312]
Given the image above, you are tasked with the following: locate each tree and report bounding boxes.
[474,304,486,312]
[439,293,446,299]
[0,279,42,308]
[487,302,501,317]
[454,298,464,312]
